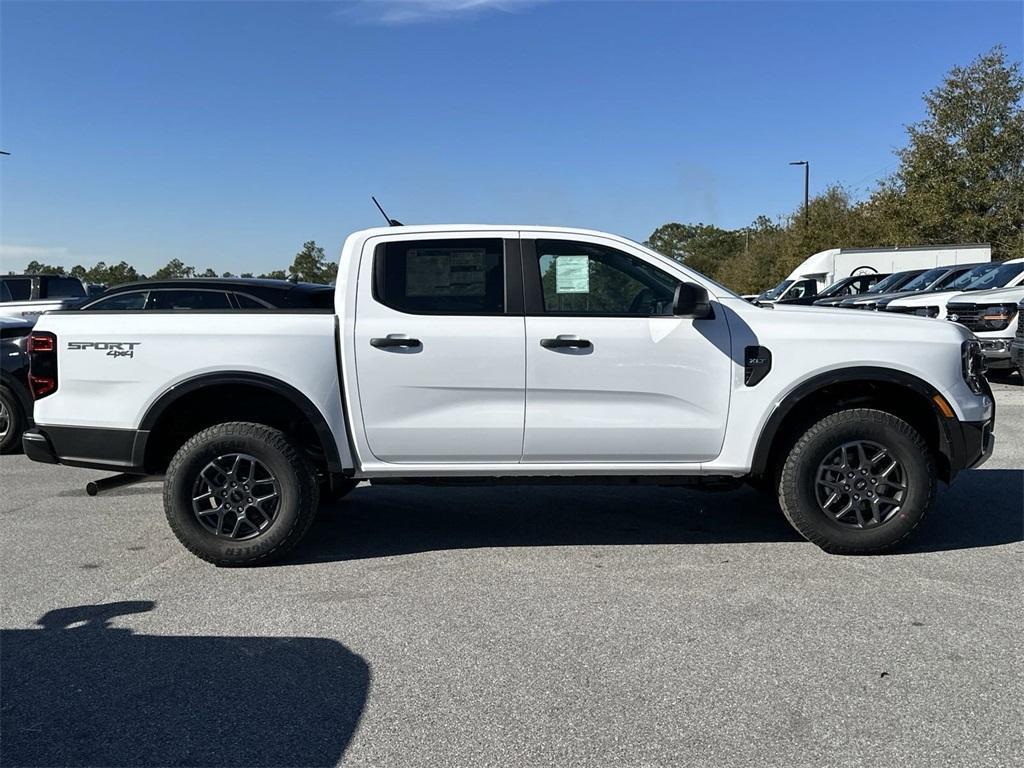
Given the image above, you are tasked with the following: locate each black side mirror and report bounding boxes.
[672,282,714,319]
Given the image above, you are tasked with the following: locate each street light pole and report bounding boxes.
[789,160,809,227]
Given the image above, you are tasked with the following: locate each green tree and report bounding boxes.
[198,268,218,277]
[23,260,66,275]
[879,46,1024,259]
[287,241,337,284]
[152,259,195,279]
[258,269,287,280]
[92,261,140,285]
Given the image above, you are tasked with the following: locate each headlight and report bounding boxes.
[961,339,987,394]
[915,306,940,318]
[977,303,1018,331]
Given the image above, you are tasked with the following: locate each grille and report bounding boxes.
[1017,308,1024,338]
[947,303,983,330]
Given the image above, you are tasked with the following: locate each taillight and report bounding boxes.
[28,331,58,399]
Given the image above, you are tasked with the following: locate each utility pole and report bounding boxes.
[789,160,809,228]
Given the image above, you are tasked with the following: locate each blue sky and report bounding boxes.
[1,0,1021,275]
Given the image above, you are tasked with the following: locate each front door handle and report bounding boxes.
[540,335,592,350]
[370,334,422,349]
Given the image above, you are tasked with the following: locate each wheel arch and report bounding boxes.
[750,366,959,485]
[138,372,345,475]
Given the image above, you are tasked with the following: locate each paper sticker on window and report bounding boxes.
[406,248,487,297]
[555,255,590,294]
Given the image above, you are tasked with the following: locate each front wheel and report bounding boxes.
[163,422,319,566]
[778,409,936,554]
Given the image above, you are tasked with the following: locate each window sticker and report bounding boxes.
[555,255,590,294]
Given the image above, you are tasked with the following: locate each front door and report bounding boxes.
[354,233,526,463]
[521,235,732,463]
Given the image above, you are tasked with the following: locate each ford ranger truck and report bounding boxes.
[22,226,995,565]
[946,285,1024,372]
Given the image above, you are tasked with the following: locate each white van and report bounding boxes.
[755,244,991,304]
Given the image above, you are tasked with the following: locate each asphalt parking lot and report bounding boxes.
[1,381,1021,768]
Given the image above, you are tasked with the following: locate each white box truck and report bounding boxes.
[753,244,991,304]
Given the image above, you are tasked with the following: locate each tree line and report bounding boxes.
[10,48,1021,296]
[17,241,338,286]
[644,47,1023,294]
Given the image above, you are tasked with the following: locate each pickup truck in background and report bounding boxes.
[22,226,995,565]
[0,274,92,319]
[1011,298,1024,378]
[881,259,1024,318]
[836,263,986,311]
[1,317,34,453]
[946,285,1024,373]
[752,243,991,305]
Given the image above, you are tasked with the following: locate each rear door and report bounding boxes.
[521,234,732,463]
[353,232,526,463]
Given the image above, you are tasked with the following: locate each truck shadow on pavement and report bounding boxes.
[294,468,1022,563]
[0,601,369,767]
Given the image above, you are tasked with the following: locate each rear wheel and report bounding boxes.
[0,386,25,454]
[778,408,935,554]
[163,422,319,566]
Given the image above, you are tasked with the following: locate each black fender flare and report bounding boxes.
[138,371,345,472]
[749,366,959,480]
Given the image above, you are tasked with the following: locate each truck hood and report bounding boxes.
[841,289,922,306]
[946,285,1024,304]
[883,289,964,309]
[759,299,971,340]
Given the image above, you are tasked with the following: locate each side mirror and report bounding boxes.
[672,282,714,319]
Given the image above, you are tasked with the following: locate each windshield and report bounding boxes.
[817,278,856,298]
[758,280,793,301]
[899,267,947,292]
[947,263,1000,289]
[966,261,1024,291]
[868,272,914,294]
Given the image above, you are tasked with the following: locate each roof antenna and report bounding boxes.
[371,196,403,227]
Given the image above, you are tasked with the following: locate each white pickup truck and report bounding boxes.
[23,226,995,565]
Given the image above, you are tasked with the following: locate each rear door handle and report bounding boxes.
[540,335,592,350]
[370,334,422,349]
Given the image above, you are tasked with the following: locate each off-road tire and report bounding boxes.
[163,422,319,566]
[778,408,936,555]
[0,386,25,454]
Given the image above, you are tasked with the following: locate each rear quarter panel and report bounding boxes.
[31,313,348,454]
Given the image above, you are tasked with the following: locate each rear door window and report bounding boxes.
[41,277,86,298]
[232,293,271,309]
[374,238,505,315]
[86,292,149,310]
[148,290,233,310]
[1,278,32,301]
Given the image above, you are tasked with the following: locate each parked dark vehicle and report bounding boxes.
[780,273,889,306]
[0,274,90,319]
[837,263,987,311]
[1012,298,1024,378]
[814,270,925,308]
[0,317,35,453]
[81,278,335,311]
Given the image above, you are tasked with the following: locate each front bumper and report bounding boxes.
[1011,340,1024,372]
[956,419,995,472]
[979,338,1015,369]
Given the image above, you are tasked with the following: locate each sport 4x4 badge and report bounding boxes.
[67,341,141,359]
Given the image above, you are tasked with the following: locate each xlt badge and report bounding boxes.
[744,345,772,386]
